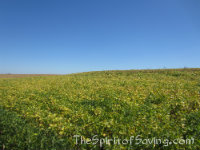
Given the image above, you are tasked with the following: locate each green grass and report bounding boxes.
[0,68,200,149]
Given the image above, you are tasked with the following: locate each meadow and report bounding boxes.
[0,69,200,150]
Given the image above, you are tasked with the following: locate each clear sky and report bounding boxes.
[0,0,200,74]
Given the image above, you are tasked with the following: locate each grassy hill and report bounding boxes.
[0,68,200,149]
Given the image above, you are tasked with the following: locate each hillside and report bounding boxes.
[0,68,200,149]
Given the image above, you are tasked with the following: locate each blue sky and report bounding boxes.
[0,0,200,74]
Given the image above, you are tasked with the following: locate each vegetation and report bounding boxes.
[0,68,200,150]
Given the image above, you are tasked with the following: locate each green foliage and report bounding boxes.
[0,69,200,149]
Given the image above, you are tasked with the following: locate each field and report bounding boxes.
[0,69,200,150]
[0,74,58,78]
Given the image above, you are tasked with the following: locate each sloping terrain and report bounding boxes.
[0,69,200,149]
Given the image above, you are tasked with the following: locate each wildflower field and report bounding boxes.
[0,69,200,150]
